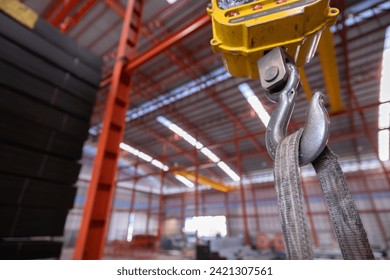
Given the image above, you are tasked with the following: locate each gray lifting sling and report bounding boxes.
[274,128,374,259]
[258,47,374,259]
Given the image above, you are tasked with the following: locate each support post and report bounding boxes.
[224,192,231,237]
[181,193,185,234]
[201,192,206,216]
[194,146,200,244]
[157,144,167,243]
[250,183,261,233]
[73,0,140,260]
[145,190,153,235]
[128,159,139,214]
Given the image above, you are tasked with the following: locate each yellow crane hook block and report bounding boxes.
[208,0,339,79]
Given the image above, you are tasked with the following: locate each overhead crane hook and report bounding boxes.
[259,48,330,166]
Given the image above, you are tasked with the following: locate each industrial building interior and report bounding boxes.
[1,0,390,260]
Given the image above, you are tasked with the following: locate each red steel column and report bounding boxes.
[128,160,139,214]
[61,0,99,32]
[73,0,138,260]
[181,193,185,234]
[201,192,206,216]
[250,183,261,233]
[224,192,231,237]
[157,144,167,243]
[104,0,126,18]
[145,190,153,234]
[194,147,200,243]
[125,14,210,73]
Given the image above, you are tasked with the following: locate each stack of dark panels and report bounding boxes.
[0,11,102,259]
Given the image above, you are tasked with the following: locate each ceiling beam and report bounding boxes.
[125,13,210,72]
[50,0,79,26]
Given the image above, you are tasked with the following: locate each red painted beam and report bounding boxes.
[156,145,167,243]
[50,0,79,26]
[43,0,64,21]
[101,0,197,62]
[104,0,126,18]
[61,0,99,32]
[125,13,210,72]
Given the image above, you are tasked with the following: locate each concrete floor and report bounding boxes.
[61,247,193,260]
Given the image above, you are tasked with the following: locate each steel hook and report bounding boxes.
[265,63,330,166]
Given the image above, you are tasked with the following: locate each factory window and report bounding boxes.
[378,26,390,161]
[184,216,227,238]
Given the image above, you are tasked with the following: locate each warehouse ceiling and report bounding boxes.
[24,0,390,194]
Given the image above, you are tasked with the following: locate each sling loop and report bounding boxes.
[274,129,374,259]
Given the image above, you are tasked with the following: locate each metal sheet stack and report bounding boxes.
[0,11,102,259]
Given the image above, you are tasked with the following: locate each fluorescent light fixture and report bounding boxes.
[157,115,241,182]
[378,26,390,161]
[138,151,152,162]
[175,174,194,188]
[238,83,270,126]
[157,116,204,149]
[167,0,178,4]
[200,147,220,163]
[169,123,204,149]
[120,142,169,171]
[119,142,139,156]
[217,161,240,182]
[156,115,172,127]
[151,159,169,172]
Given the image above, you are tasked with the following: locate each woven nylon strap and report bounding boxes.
[274,128,374,259]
